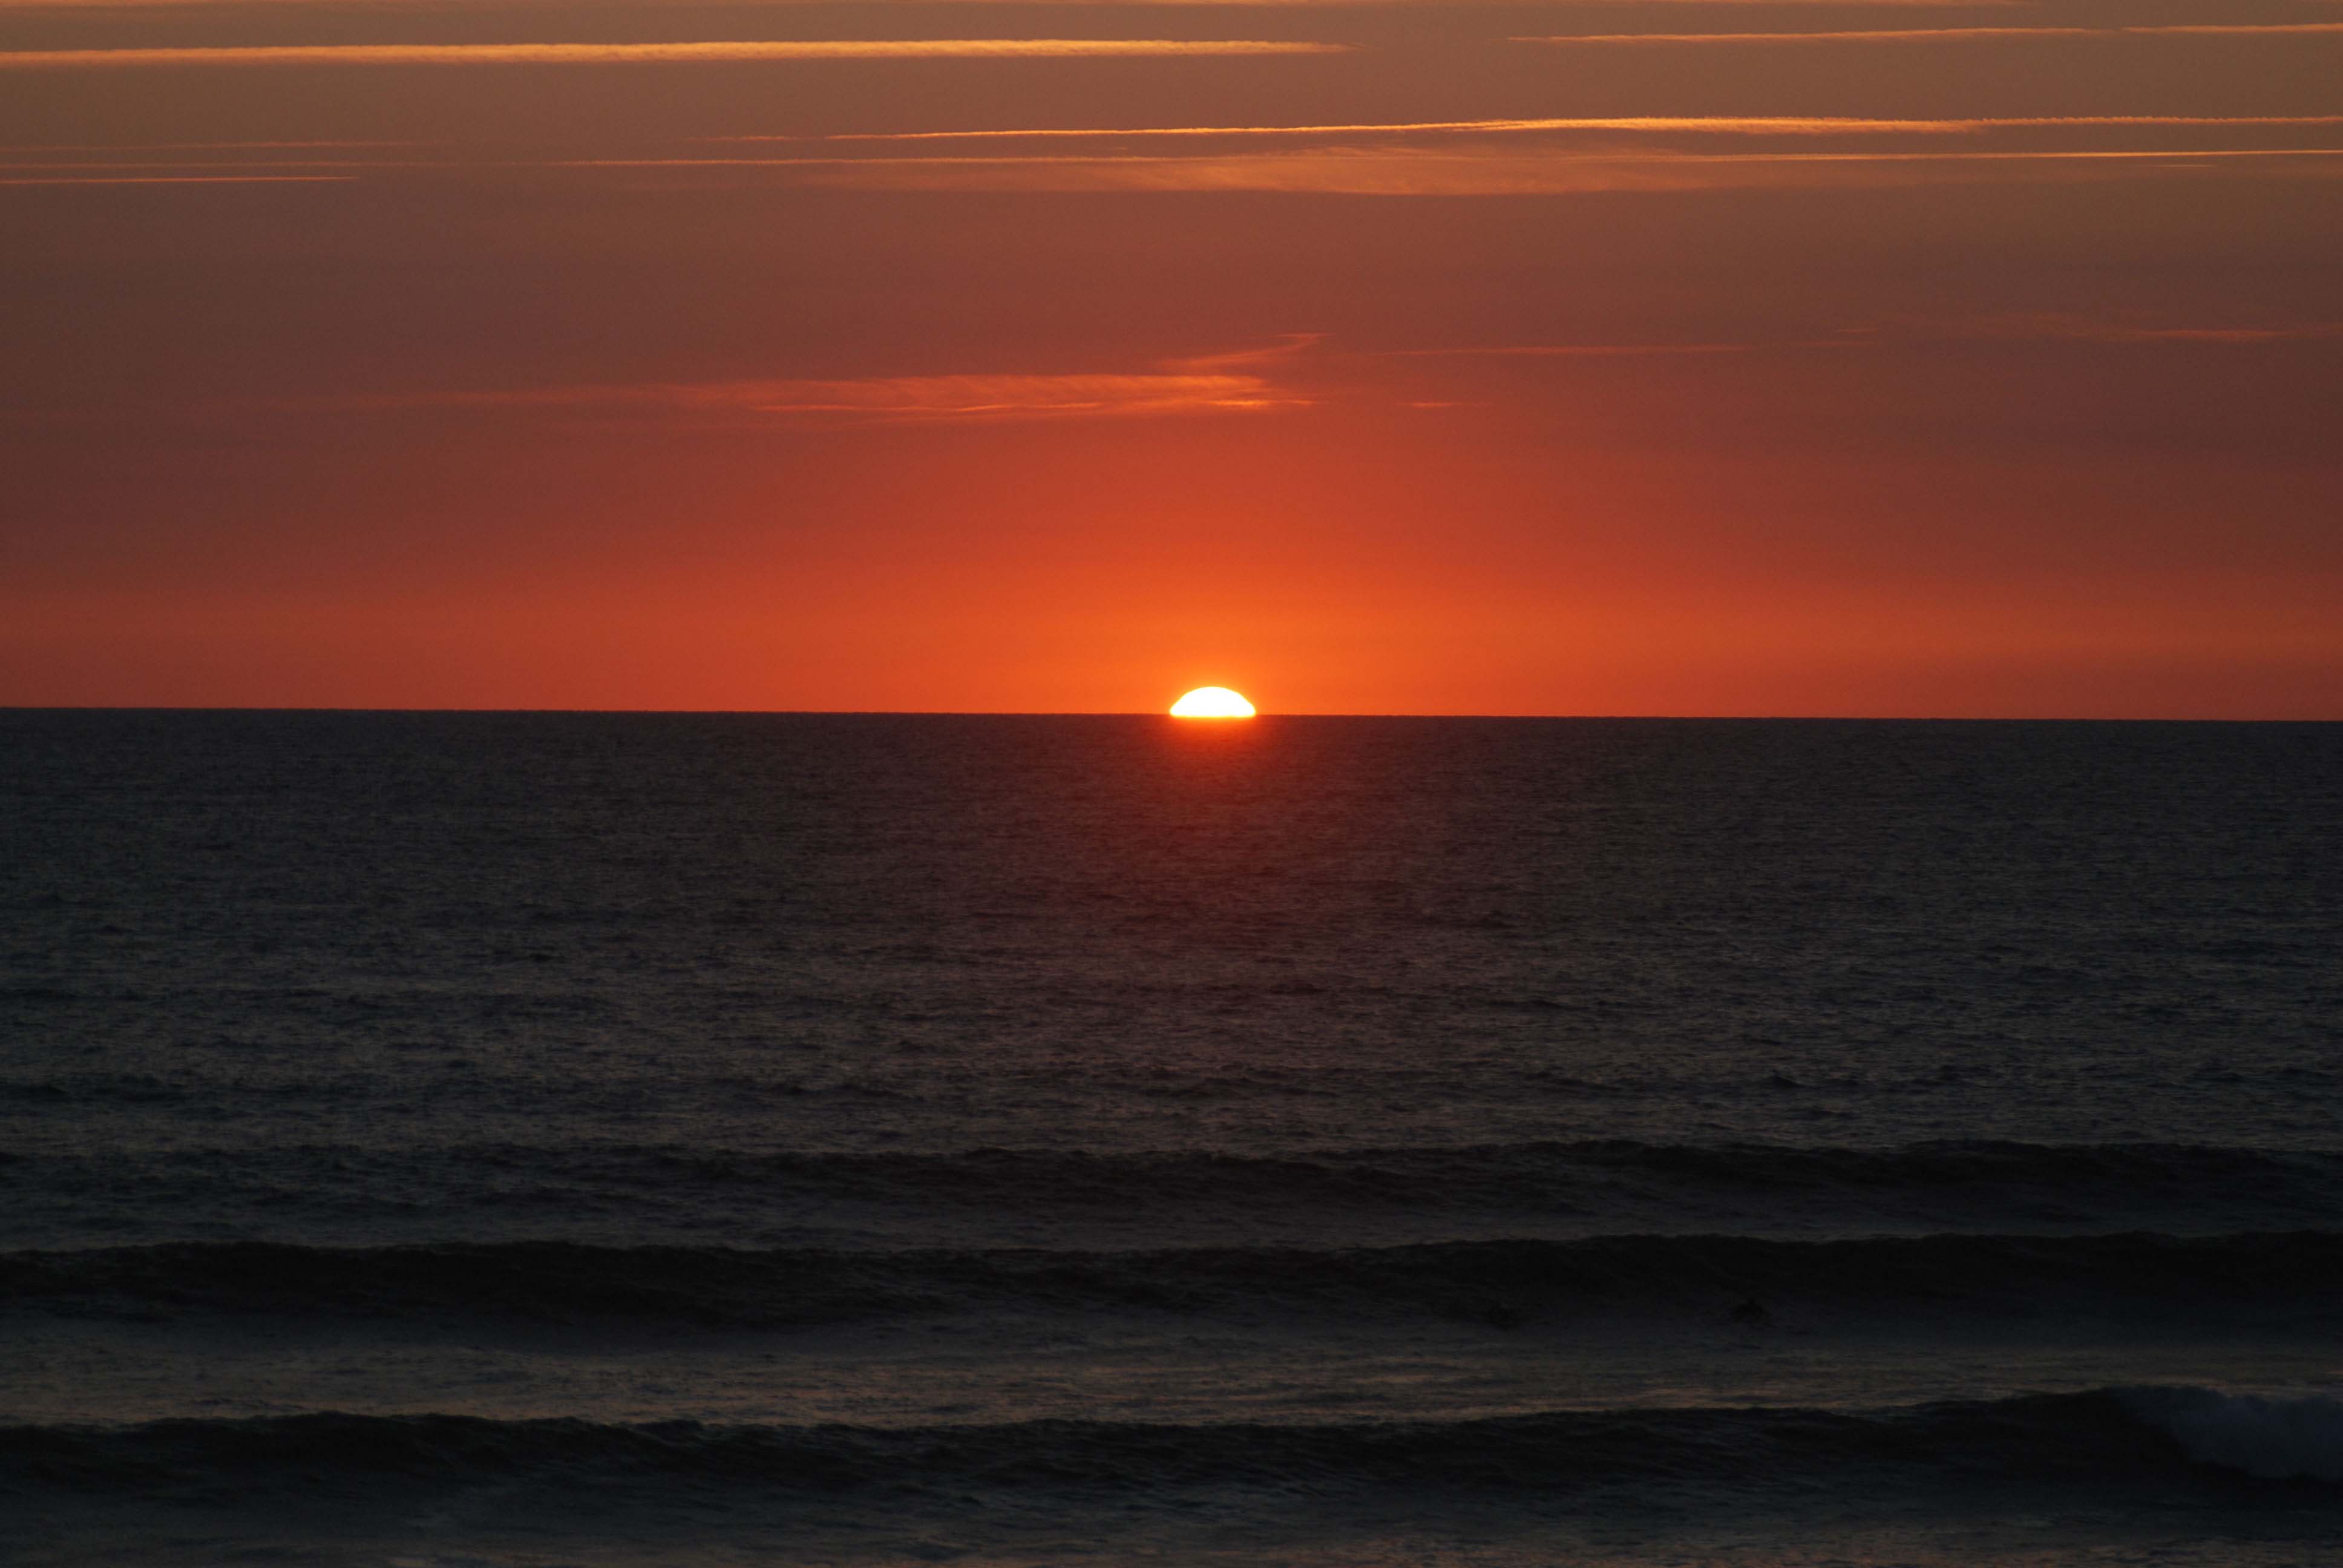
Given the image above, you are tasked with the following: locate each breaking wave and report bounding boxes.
[2127,1388,2343,1482]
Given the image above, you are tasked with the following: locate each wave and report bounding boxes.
[666,1138,2343,1217]
[8,1140,2342,1240]
[2128,1388,2343,1483]
[8,1231,2339,1330]
[7,1390,2338,1498]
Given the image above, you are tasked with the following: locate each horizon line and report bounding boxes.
[4,706,2333,723]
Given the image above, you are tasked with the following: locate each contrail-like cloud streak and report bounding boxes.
[0,0,2028,8]
[580,146,2343,195]
[18,120,2339,192]
[300,367,1311,423]
[1390,342,1760,356]
[0,39,1348,68]
[1942,315,2343,345]
[0,173,352,183]
[787,114,2343,143]
[1518,23,2343,45]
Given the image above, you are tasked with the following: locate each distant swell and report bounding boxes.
[7,1232,2338,1329]
[646,1138,2343,1215]
[7,1140,2342,1249]
[7,1391,2339,1498]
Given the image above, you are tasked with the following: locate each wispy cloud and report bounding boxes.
[0,0,2025,8]
[1389,341,1759,357]
[0,38,1347,69]
[16,117,2340,193]
[2127,24,2343,38]
[1924,314,2343,346]
[571,146,2343,196]
[1565,0,2024,4]
[782,114,2343,145]
[18,116,2333,168]
[1,140,408,151]
[0,173,352,183]
[1158,334,1323,373]
[294,354,1316,424]
[1517,23,2343,45]
[1386,318,2343,364]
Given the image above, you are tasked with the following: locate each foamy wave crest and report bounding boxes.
[2126,1387,2343,1481]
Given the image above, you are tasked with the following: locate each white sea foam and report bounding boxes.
[2128,1387,2343,1482]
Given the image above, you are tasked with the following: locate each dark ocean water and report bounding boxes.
[2,711,2339,1566]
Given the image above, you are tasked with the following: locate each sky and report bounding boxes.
[2,0,2338,716]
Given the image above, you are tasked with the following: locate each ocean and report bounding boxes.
[3,710,2339,1566]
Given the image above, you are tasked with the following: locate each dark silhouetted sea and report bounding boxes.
[3,711,2339,1565]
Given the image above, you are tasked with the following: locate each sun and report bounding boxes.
[1170,687,1256,719]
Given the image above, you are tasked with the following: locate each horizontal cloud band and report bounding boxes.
[1518,23,2343,45]
[23,144,2337,192]
[557,146,2343,195]
[795,114,2343,143]
[297,368,1310,423]
[0,38,1348,68]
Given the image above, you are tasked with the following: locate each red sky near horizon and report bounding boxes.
[2,0,2339,716]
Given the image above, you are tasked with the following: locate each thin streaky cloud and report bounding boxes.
[1518,23,2343,44]
[16,116,2330,168]
[1522,28,2088,44]
[1561,0,2028,4]
[1389,342,1758,356]
[1564,0,2024,4]
[1660,149,2343,163]
[296,365,1312,423]
[2,140,411,151]
[2074,326,2343,344]
[1,158,436,169]
[0,39,1346,69]
[1161,334,1323,371]
[1393,322,2343,358]
[788,114,2343,143]
[2151,24,2343,36]
[20,137,2339,193]
[0,174,352,183]
[1942,315,2343,345]
[0,0,2027,8]
[27,142,2340,181]
[561,149,2343,169]
[569,146,2343,195]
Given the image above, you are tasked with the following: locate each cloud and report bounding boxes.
[786,115,2343,145]
[18,116,2339,194]
[0,173,352,183]
[0,0,2026,8]
[572,146,2343,196]
[1919,315,2343,347]
[1516,23,2343,45]
[1388,342,1758,357]
[641,114,2343,194]
[2,140,409,151]
[289,353,1317,425]
[0,38,1348,69]
[1158,335,1325,372]
[2129,24,2343,38]
[1391,319,2343,361]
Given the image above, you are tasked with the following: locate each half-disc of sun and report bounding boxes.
[1170,687,1256,719]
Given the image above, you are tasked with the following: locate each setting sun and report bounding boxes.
[1170,687,1256,719]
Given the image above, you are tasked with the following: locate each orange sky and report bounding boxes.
[2,0,2339,715]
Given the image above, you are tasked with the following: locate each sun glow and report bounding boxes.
[1170,686,1256,718]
